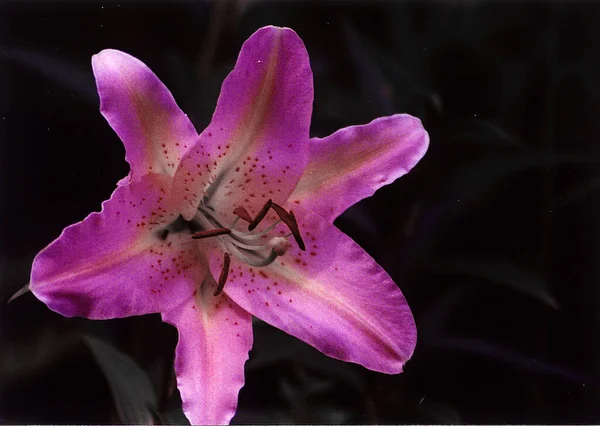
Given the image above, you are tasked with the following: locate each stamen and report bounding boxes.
[248,199,272,231]
[229,219,281,241]
[288,211,306,251]
[226,241,278,267]
[233,206,253,223]
[228,238,272,251]
[160,229,169,240]
[191,227,231,239]
[214,252,231,296]
[269,202,289,222]
[270,203,306,251]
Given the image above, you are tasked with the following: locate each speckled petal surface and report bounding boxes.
[162,281,253,425]
[30,174,204,319]
[221,204,417,374]
[173,26,313,222]
[92,49,198,183]
[290,114,429,222]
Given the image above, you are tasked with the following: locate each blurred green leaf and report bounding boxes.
[428,255,559,309]
[1,47,97,102]
[159,388,190,426]
[451,118,526,148]
[341,19,394,115]
[447,152,600,197]
[417,399,463,424]
[83,336,157,424]
[161,407,189,425]
[249,320,365,393]
[554,176,600,207]
[417,284,476,337]
[434,336,600,388]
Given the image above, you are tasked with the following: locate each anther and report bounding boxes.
[287,211,306,251]
[191,227,231,239]
[269,202,290,222]
[214,252,231,296]
[233,206,253,223]
[270,203,306,251]
[248,199,272,231]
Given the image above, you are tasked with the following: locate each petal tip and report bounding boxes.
[91,48,125,68]
[389,113,430,169]
[250,25,304,46]
[91,49,145,79]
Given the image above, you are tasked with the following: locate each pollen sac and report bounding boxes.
[214,252,231,297]
[270,202,306,251]
[268,236,292,256]
[248,199,273,231]
[233,206,253,223]
[191,227,231,239]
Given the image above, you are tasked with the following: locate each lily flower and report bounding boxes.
[29,26,429,424]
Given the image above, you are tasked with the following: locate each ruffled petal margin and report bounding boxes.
[92,49,198,183]
[162,280,253,425]
[222,204,416,374]
[30,174,204,319]
[290,114,428,222]
[173,26,313,222]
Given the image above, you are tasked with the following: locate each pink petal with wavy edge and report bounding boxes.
[290,114,429,222]
[30,174,204,319]
[162,280,253,425]
[173,26,313,222]
[92,49,198,183]
[219,204,416,374]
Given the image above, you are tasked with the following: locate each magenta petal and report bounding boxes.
[222,204,416,374]
[173,26,313,221]
[162,286,253,425]
[92,49,198,183]
[30,174,204,319]
[290,114,429,222]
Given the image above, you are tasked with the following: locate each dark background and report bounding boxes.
[1,0,600,423]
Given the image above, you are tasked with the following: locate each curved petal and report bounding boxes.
[92,49,198,183]
[173,26,313,221]
[221,204,416,374]
[30,174,204,319]
[162,279,253,425]
[289,114,429,222]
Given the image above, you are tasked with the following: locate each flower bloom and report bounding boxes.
[29,26,429,424]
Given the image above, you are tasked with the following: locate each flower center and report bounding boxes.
[190,198,305,296]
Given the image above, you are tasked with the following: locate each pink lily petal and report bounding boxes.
[30,174,204,319]
[92,49,198,183]
[173,26,313,221]
[220,204,416,374]
[289,114,429,222]
[162,282,253,425]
